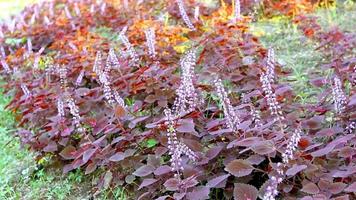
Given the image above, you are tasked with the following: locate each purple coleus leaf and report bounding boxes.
[286,164,307,176]
[109,152,126,162]
[83,148,97,164]
[59,145,76,160]
[224,159,254,177]
[138,178,157,190]
[301,182,320,195]
[344,182,356,193]
[233,183,258,200]
[133,165,155,177]
[206,174,230,188]
[186,186,210,200]
[164,178,180,191]
[154,165,171,176]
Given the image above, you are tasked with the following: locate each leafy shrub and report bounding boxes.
[0,0,355,199]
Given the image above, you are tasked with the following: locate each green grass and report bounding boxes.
[250,3,356,104]
[0,82,94,200]
[0,0,39,20]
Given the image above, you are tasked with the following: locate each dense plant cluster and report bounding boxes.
[0,0,355,199]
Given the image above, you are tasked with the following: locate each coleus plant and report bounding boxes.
[0,0,355,199]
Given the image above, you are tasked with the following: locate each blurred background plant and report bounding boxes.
[0,0,355,199]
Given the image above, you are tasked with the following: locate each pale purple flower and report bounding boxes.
[17,14,27,27]
[194,6,200,21]
[266,48,275,80]
[0,27,4,38]
[20,84,31,98]
[68,42,78,51]
[119,32,139,65]
[0,46,6,58]
[233,0,241,21]
[100,73,125,107]
[37,46,46,55]
[106,48,120,71]
[93,51,103,74]
[75,70,85,86]
[34,5,39,19]
[74,3,81,17]
[331,76,347,114]
[176,0,196,30]
[103,84,115,105]
[262,175,283,200]
[67,96,85,133]
[172,49,198,117]
[263,128,302,200]
[33,56,40,70]
[353,66,356,85]
[123,0,129,9]
[30,13,36,25]
[250,105,263,128]
[59,66,68,91]
[213,77,241,132]
[44,16,51,25]
[100,2,106,15]
[345,121,355,134]
[282,128,302,164]
[260,72,284,122]
[64,6,73,19]
[57,98,65,118]
[144,28,157,58]
[49,2,54,17]
[27,38,33,55]
[113,90,126,108]
[7,18,16,33]
[164,108,197,179]
[90,4,95,13]
[1,59,11,74]
[33,47,45,70]
[95,52,126,108]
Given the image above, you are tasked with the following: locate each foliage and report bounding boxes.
[0,0,355,199]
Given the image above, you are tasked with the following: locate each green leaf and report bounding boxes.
[146,138,158,148]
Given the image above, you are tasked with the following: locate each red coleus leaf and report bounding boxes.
[286,164,307,176]
[138,178,157,190]
[206,174,230,188]
[298,137,311,149]
[186,186,210,200]
[164,178,180,191]
[233,183,258,200]
[227,137,262,149]
[225,159,254,177]
[154,165,171,176]
[301,182,320,195]
[251,140,275,155]
[114,105,126,118]
[85,162,97,175]
[59,145,76,160]
[344,182,356,192]
[176,118,195,133]
[311,134,354,157]
[44,141,58,152]
[109,152,126,162]
[338,147,356,158]
[133,165,155,177]
[205,145,224,160]
[82,148,97,164]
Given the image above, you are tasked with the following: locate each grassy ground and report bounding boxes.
[250,3,356,103]
[0,82,94,200]
[0,1,355,200]
[0,0,38,19]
